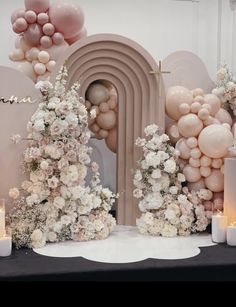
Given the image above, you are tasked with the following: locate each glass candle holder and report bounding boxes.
[0,228,12,257]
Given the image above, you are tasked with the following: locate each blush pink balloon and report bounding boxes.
[166,86,193,120]
[24,24,43,46]
[14,60,37,82]
[52,32,65,45]
[166,121,180,145]
[215,108,233,126]
[25,10,37,24]
[18,36,31,52]
[183,165,201,183]
[175,138,191,159]
[178,114,203,138]
[14,17,28,32]
[24,0,49,13]
[37,13,49,25]
[43,23,55,36]
[40,36,53,48]
[205,169,224,192]
[198,124,233,158]
[204,201,213,211]
[46,41,69,60]
[203,94,221,116]
[49,1,85,39]
[96,111,117,130]
[105,128,117,153]
[11,9,25,24]
[66,27,87,45]
[12,24,22,34]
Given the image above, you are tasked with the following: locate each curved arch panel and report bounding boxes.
[51,34,164,225]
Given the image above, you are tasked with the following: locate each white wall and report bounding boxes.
[0,0,235,78]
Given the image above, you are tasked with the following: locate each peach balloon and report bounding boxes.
[190,148,202,159]
[186,137,198,149]
[11,9,25,25]
[201,104,212,112]
[203,94,221,115]
[49,1,84,39]
[28,47,39,60]
[213,201,223,212]
[166,86,193,120]
[192,88,204,97]
[200,166,211,178]
[66,27,87,45]
[38,51,50,64]
[215,108,233,125]
[175,138,191,159]
[14,60,37,82]
[99,102,109,113]
[87,84,110,106]
[98,129,109,139]
[25,10,37,24]
[52,33,65,45]
[34,63,46,75]
[108,98,118,110]
[96,110,116,130]
[46,41,69,60]
[213,192,224,202]
[25,0,49,13]
[194,95,204,103]
[24,24,43,46]
[90,123,100,133]
[40,36,53,49]
[37,13,49,25]
[188,178,206,191]
[198,109,210,121]
[189,158,201,168]
[203,116,215,126]
[9,49,25,61]
[183,165,201,183]
[105,128,117,153]
[212,159,223,169]
[46,60,56,72]
[220,165,224,174]
[166,122,180,145]
[222,123,231,130]
[14,17,28,33]
[205,170,224,192]
[190,102,202,114]
[204,201,213,211]
[179,103,190,115]
[200,155,212,167]
[198,124,233,158]
[43,23,55,36]
[178,114,203,138]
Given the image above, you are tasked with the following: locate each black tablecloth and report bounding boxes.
[0,243,236,281]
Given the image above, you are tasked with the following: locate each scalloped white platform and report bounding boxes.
[34,226,216,264]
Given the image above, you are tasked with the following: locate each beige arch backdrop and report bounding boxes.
[51,34,164,226]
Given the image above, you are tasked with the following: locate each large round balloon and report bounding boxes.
[183,165,201,183]
[205,170,224,192]
[105,128,117,153]
[215,108,233,126]
[87,84,110,106]
[178,114,203,138]
[203,94,221,116]
[24,24,43,46]
[25,0,49,13]
[188,178,206,191]
[166,86,193,120]
[49,1,84,39]
[96,111,117,130]
[198,124,233,158]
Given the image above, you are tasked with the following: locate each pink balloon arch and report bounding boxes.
[9,0,87,83]
[166,86,234,213]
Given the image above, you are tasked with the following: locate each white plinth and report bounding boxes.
[34,226,216,264]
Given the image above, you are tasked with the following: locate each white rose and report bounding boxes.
[53,197,65,209]
[48,177,59,189]
[21,181,32,191]
[34,119,45,132]
[169,186,178,195]
[94,220,104,232]
[9,188,20,199]
[50,119,68,136]
[65,113,78,128]
[134,170,142,182]
[31,229,43,242]
[133,189,143,199]
[177,173,186,183]
[164,159,176,174]
[151,169,161,179]
[61,215,71,226]
[40,160,49,170]
[144,124,159,136]
[145,152,161,168]
[47,232,57,242]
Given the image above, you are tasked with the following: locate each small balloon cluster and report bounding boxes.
[85,82,118,154]
[9,0,86,83]
[166,86,234,212]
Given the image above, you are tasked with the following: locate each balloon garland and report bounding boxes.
[166,86,234,212]
[86,82,118,153]
[9,0,86,82]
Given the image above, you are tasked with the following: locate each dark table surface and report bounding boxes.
[0,243,236,281]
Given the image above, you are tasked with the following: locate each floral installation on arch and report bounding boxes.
[8,66,116,249]
[133,124,211,237]
[213,65,236,115]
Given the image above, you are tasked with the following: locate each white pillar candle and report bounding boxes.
[227,223,236,246]
[0,235,12,257]
[224,158,236,225]
[212,213,228,243]
[0,200,5,237]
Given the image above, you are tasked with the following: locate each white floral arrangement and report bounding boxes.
[133,124,211,237]
[8,66,116,249]
[213,65,236,115]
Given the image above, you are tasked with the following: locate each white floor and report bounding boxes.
[34,226,216,264]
